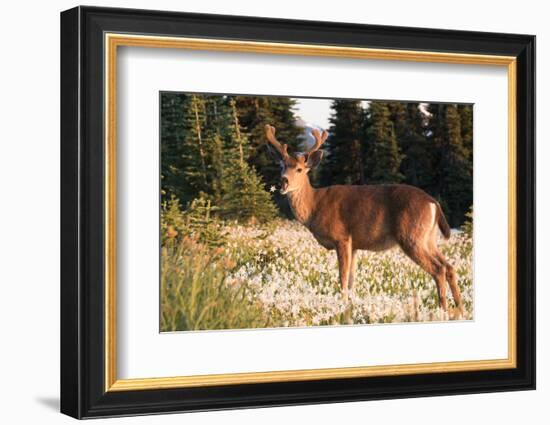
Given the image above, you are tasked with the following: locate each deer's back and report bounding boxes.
[309,184,438,251]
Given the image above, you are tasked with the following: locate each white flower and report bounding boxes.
[223,219,473,326]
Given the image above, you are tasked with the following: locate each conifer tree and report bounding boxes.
[458,104,473,161]
[441,105,472,227]
[160,93,473,227]
[234,96,301,189]
[321,100,366,185]
[160,92,187,202]
[426,103,472,227]
[388,102,434,189]
[219,98,277,223]
[175,94,211,202]
[161,93,218,204]
[269,97,303,148]
[202,96,232,203]
[364,102,404,184]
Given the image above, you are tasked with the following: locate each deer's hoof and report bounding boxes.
[342,291,349,303]
[449,306,465,320]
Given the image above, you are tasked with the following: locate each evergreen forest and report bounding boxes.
[161,92,473,228]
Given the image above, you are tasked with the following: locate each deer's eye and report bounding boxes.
[297,168,303,173]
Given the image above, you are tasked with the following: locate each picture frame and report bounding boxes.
[60,5,535,419]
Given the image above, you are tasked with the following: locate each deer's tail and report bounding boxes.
[435,203,451,240]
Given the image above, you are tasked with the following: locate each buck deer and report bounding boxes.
[265,124,464,317]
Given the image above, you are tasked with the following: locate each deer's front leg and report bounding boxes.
[336,239,352,299]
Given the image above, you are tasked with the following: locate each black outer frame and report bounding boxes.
[60,5,536,419]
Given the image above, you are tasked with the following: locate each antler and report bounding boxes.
[265,125,289,159]
[309,128,329,154]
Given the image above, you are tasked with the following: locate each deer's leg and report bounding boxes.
[435,251,464,318]
[401,244,448,312]
[348,250,358,291]
[336,240,352,299]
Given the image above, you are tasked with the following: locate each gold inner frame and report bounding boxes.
[104,33,517,392]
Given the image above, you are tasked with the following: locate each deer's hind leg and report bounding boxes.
[434,251,464,318]
[400,242,448,312]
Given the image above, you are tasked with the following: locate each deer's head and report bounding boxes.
[265,124,328,195]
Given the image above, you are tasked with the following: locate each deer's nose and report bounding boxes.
[281,177,289,188]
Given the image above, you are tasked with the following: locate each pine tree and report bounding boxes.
[220,161,277,223]
[427,103,472,227]
[320,100,366,185]
[161,94,474,227]
[173,94,212,203]
[219,98,277,223]
[269,97,303,149]
[442,105,472,227]
[364,102,404,184]
[234,96,301,189]
[232,95,303,218]
[388,102,434,189]
[160,92,187,202]
[202,96,232,203]
[161,93,220,204]
[160,93,277,222]
[165,94,238,206]
[458,104,473,162]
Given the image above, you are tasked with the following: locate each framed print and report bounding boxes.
[60,6,536,419]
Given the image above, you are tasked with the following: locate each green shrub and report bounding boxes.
[161,195,226,247]
[461,205,473,237]
[160,236,268,332]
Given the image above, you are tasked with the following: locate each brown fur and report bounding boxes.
[265,125,463,316]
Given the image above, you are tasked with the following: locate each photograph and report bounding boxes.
[159,92,474,332]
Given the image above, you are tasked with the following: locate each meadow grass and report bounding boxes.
[160,219,473,332]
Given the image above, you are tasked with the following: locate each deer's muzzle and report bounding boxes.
[280,177,289,194]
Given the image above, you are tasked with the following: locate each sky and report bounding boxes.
[294,98,333,129]
[294,98,370,130]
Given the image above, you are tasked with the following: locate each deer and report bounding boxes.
[265,124,464,318]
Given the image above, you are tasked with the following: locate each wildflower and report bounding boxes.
[166,225,178,239]
[209,219,472,327]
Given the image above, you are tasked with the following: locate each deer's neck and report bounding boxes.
[286,181,316,225]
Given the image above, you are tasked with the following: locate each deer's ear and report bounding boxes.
[306,150,324,169]
[266,144,283,162]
